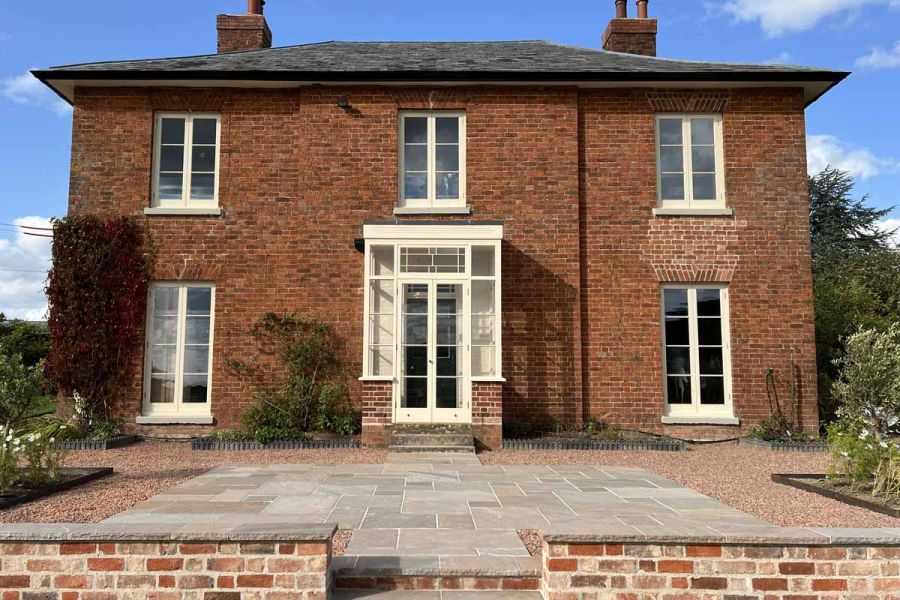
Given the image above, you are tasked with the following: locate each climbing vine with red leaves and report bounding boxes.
[46,216,151,419]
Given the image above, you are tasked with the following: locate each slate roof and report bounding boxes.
[38,40,841,77]
[34,41,848,106]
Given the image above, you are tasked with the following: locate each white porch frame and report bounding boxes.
[361,223,504,424]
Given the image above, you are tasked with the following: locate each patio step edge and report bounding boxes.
[387,445,476,453]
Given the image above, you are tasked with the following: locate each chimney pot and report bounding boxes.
[615,0,627,19]
[637,0,649,19]
[248,0,264,15]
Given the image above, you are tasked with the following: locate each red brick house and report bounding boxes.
[35,0,847,448]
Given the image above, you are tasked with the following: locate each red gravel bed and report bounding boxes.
[332,529,353,557]
[481,443,900,528]
[517,529,542,556]
[0,440,387,524]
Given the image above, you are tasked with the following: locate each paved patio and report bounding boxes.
[102,451,778,580]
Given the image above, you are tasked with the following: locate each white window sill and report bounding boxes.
[661,416,740,426]
[144,207,223,217]
[358,376,395,382]
[393,206,472,216]
[471,376,507,383]
[653,207,734,217]
[135,415,214,425]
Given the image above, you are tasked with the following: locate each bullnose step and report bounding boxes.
[390,434,474,446]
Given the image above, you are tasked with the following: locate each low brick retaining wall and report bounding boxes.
[0,524,334,599]
[542,532,900,600]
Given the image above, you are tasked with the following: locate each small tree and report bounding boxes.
[832,324,900,439]
[0,315,51,368]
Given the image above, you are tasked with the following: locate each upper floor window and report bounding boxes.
[152,112,220,209]
[656,115,725,209]
[400,112,466,209]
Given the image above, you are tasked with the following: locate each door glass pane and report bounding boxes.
[472,281,495,314]
[436,284,462,410]
[699,348,724,375]
[369,315,393,345]
[149,287,178,404]
[401,283,429,410]
[183,346,209,374]
[472,316,495,345]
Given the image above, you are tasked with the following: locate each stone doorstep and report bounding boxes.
[389,446,476,454]
[332,554,542,591]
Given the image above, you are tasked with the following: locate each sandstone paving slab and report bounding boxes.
[437,513,476,529]
[361,509,438,529]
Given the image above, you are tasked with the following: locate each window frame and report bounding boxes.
[398,111,467,209]
[151,112,222,209]
[142,282,216,417]
[660,284,733,418]
[655,114,726,210]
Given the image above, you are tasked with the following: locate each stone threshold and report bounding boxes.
[332,554,541,578]
[541,527,900,546]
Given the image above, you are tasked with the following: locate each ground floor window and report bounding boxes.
[143,283,215,416]
[662,285,733,417]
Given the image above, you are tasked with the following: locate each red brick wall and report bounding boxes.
[472,381,503,450]
[0,540,330,599]
[360,381,392,448]
[602,18,658,56]
[543,540,900,599]
[579,88,818,437]
[67,84,816,438]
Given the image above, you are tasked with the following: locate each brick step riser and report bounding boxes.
[390,434,474,446]
[334,575,541,592]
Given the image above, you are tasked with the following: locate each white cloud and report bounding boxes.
[0,217,52,321]
[1,70,71,116]
[723,0,891,37]
[807,135,900,180]
[856,41,900,69]
[878,219,900,248]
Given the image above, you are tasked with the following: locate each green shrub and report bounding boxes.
[831,324,900,438]
[0,315,51,368]
[229,314,358,441]
[0,348,49,429]
[747,411,811,443]
[827,421,900,500]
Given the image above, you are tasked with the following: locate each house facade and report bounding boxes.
[36,1,847,448]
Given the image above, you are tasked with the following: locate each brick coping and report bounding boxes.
[0,522,337,542]
[542,527,900,546]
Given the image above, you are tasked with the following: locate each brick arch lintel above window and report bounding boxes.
[390,88,471,110]
[644,91,731,114]
[654,264,735,283]
[153,263,223,282]
[147,90,227,112]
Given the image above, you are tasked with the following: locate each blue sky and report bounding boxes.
[1,0,899,318]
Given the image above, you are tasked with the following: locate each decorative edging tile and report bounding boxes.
[740,437,827,453]
[191,437,361,451]
[772,473,900,519]
[0,467,114,510]
[61,435,141,451]
[502,438,686,452]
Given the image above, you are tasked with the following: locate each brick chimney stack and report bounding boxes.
[217,0,273,53]
[603,0,658,57]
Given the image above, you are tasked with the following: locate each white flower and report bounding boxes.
[880,441,889,449]
[27,434,35,443]
[33,432,40,440]
[12,438,20,446]
[841,451,850,458]
[4,434,10,442]
[860,429,870,438]
[49,437,55,444]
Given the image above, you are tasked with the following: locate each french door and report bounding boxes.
[396,281,469,423]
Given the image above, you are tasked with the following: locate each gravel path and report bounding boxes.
[0,440,387,524]
[481,443,900,528]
